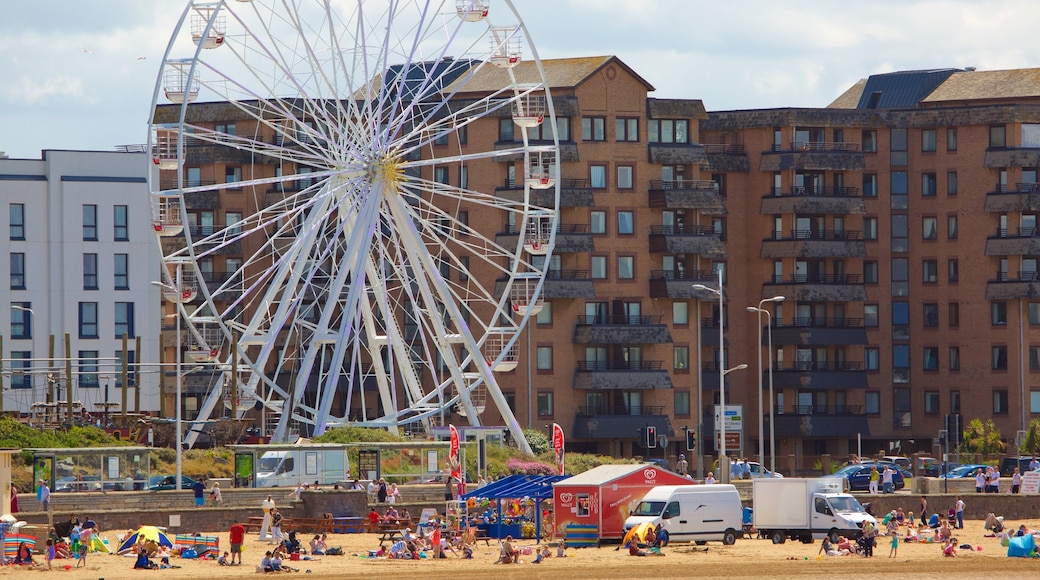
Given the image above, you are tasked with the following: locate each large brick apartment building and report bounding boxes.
[154,56,1040,467]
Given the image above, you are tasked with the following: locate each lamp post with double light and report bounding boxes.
[747,296,784,475]
[151,281,185,490]
[693,270,747,484]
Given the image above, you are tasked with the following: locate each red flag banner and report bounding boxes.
[449,424,462,491]
[552,422,565,475]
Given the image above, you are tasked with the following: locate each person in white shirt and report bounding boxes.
[1030,457,1040,471]
[881,465,895,494]
[704,472,716,485]
[259,495,275,541]
[975,471,986,493]
[1011,467,1022,494]
[954,497,965,529]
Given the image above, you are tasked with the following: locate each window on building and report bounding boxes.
[891,171,908,209]
[864,261,878,284]
[1032,391,1040,414]
[591,256,606,279]
[922,173,937,196]
[498,118,514,142]
[859,174,877,198]
[10,253,25,290]
[536,300,552,325]
[9,203,25,241]
[674,390,690,416]
[113,254,129,290]
[893,387,911,425]
[891,214,908,252]
[537,392,554,416]
[862,130,878,153]
[923,260,938,283]
[893,344,910,379]
[1031,302,1040,324]
[948,302,960,327]
[990,125,1006,148]
[923,347,939,370]
[225,166,242,186]
[922,217,937,239]
[648,119,688,143]
[865,391,880,414]
[891,128,908,166]
[992,302,1008,325]
[950,346,960,371]
[923,303,938,327]
[669,345,688,371]
[114,302,134,338]
[925,391,940,414]
[617,256,634,280]
[458,256,469,282]
[617,211,634,235]
[946,214,958,239]
[864,217,878,240]
[947,128,958,151]
[947,171,958,196]
[617,165,634,190]
[922,129,937,152]
[864,304,879,327]
[616,118,639,142]
[670,302,688,326]
[948,259,959,283]
[536,346,553,371]
[434,166,449,185]
[113,205,129,241]
[83,204,98,241]
[79,350,99,387]
[865,347,879,370]
[79,302,99,339]
[590,210,606,234]
[581,117,605,141]
[993,389,1009,414]
[10,302,31,339]
[10,351,30,388]
[992,345,1008,370]
[1031,346,1040,370]
[83,253,98,290]
[590,164,606,189]
[186,167,202,187]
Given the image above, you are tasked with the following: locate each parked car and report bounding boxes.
[745,461,784,478]
[939,464,988,479]
[833,463,905,492]
[999,456,1037,477]
[54,475,102,492]
[148,475,198,491]
[873,461,913,479]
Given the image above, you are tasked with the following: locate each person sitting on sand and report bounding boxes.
[309,534,326,555]
[499,535,520,563]
[218,551,230,566]
[556,539,567,558]
[627,540,647,556]
[818,537,849,556]
[942,538,957,557]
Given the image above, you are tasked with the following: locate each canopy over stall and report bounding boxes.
[461,474,567,539]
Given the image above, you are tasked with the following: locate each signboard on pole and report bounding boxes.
[716,431,741,451]
[713,404,743,432]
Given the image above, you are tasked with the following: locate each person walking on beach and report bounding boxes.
[229,520,245,565]
[209,481,223,506]
[36,479,50,511]
[192,478,206,508]
[259,495,275,541]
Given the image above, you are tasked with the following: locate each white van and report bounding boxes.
[623,484,742,546]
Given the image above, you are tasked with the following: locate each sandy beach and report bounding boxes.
[3,516,1040,580]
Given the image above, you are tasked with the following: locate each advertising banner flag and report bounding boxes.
[552,422,565,475]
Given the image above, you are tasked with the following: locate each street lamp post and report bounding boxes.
[152,281,183,491]
[747,297,784,475]
[693,270,747,484]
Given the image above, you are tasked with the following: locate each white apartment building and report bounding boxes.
[0,149,160,418]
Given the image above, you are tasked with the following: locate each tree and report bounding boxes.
[1020,418,1040,456]
[959,418,1005,455]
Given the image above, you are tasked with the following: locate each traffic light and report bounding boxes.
[646,426,657,448]
[945,414,962,446]
[685,429,696,452]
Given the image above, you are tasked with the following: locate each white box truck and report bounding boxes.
[752,477,876,544]
[623,484,743,546]
[256,447,349,487]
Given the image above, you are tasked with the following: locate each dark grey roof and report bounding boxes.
[854,69,962,109]
[382,58,479,102]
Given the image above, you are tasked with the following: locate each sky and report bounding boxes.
[2,0,1040,159]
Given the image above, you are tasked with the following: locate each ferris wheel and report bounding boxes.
[147,0,559,454]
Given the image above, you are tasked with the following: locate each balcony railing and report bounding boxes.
[768,274,862,285]
[992,182,1040,193]
[780,317,864,328]
[776,141,860,152]
[769,229,861,241]
[576,315,663,325]
[577,360,664,371]
[992,271,1040,282]
[701,143,745,155]
[648,179,719,192]
[499,177,589,190]
[649,269,714,281]
[769,185,860,197]
[546,269,589,280]
[159,179,217,190]
[649,225,718,236]
[994,227,1040,238]
[577,405,665,416]
[777,361,863,372]
[787,405,864,416]
[498,223,588,235]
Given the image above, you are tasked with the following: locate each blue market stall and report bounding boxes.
[461,474,566,540]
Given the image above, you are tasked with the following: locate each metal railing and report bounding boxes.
[780,317,865,328]
[775,141,860,152]
[768,274,862,285]
[701,143,745,155]
[577,405,665,416]
[576,315,663,325]
[768,185,861,197]
[788,405,865,416]
[769,229,861,241]
[576,360,664,371]
[649,269,714,281]
[648,179,719,192]
[649,225,718,236]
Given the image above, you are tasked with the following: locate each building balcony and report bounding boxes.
[647,180,726,213]
[572,406,673,440]
[984,148,1040,169]
[760,230,866,259]
[573,361,673,390]
[573,315,672,344]
[759,141,865,172]
[763,274,866,302]
[648,225,726,256]
[495,178,594,207]
[158,225,243,257]
[647,142,707,166]
[648,269,718,299]
[985,226,1040,256]
[495,224,594,254]
[986,272,1040,300]
[760,186,865,215]
[496,270,595,301]
[702,143,749,173]
[773,406,870,438]
[984,182,1040,212]
[494,139,579,163]
[699,317,723,348]
[770,318,868,346]
[770,361,868,390]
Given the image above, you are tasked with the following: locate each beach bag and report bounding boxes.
[326,547,343,555]
[181,548,198,559]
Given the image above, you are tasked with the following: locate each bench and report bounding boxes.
[378,530,404,546]
[289,518,333,535]
[331,517,365,534]
[471,529,491,546]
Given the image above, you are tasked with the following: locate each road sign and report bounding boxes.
[713,404,743,432]
[716,431,741,450]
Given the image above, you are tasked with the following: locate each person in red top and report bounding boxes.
[366,508,381,531]
[228,520,246,565]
